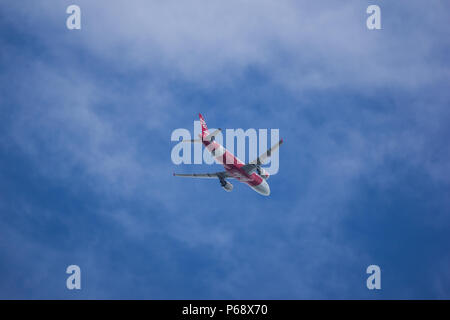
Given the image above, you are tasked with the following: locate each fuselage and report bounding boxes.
[201,137,270,196]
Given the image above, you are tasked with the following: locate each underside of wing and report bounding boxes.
[173,171,233,179]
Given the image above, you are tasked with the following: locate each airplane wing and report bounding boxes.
[248,138,283,165]
[173,171,233,179]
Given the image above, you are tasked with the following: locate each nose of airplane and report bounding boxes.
[254,180,270,196]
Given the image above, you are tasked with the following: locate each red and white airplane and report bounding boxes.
[173,114,283,196]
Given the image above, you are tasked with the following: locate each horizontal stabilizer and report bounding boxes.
[179,139,202,143]
[204,128,222,142]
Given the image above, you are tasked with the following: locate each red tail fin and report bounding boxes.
[199,113,210,139]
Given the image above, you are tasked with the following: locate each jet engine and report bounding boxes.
[257,167,270,180]
[219,179,234,192]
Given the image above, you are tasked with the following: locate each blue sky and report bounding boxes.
[0,1,449,299]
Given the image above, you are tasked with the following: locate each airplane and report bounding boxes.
[173,114,283,196]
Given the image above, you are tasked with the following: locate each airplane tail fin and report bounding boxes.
[199,113,210,140]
